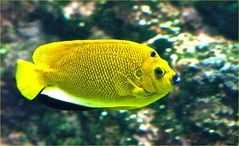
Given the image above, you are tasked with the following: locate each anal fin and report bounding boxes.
[40,86,101,109]
[35,94,97,111]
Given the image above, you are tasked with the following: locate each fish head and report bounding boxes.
[139,50,180,97]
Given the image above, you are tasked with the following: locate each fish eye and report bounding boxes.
[154,67,165,78]
[150,51,156,57]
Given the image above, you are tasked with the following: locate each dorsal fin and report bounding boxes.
[32,40,139,68]
[32,41,81,68]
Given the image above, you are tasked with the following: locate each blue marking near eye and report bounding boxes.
[172,74,180,85]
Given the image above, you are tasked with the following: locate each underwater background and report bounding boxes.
[1,1,238,145]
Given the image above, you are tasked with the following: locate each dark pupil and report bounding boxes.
[151,51,156,57]
[155,67,164,76]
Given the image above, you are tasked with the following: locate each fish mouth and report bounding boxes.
[171,73,180,85]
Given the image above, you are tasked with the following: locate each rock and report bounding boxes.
[147,35,174,54]
[188,63,201,72]
[201,57,226,69]
[194,1,238,40]
[195,44,209,52]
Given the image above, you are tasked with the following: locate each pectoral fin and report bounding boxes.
[115,72,147,97]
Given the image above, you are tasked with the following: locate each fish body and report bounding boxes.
[16,40,180,110]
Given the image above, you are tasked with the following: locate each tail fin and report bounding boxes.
[16,59,45,100]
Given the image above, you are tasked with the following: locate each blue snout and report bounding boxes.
[172,74,180,85]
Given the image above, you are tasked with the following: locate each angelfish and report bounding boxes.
[16,40,180,110]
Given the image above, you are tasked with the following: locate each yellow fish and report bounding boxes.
[16,40,180,110]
